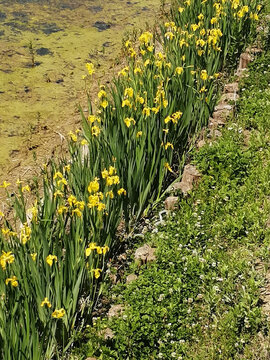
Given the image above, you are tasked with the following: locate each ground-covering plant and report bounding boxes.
[76,52,270,359]
[0,0,263,358]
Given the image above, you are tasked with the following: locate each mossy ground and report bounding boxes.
[71,51,270,359]
[0,0,162,170]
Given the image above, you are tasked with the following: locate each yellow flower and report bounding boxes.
[81,139,88,146]
[165,142,174,150]
[29,205,38,222]
[200,29,206,36]
[124,88,134,98]
[22,185,30,193]
[88,178,99,193]
[53,171,63,180]
[54,190,64,198]
[16,179,22,185]
[142,107,151,117]
[72,208,82,218]
[163,99,168,108]
[125,40,131,48]
[102,245,109,254]
[198,13,204,20]
[200,70,208,81]
[88,115,96,124]
[91,125,101,137]
[5,276,18,287]
[0,211,4,217]
[68,195,77,207]
[46,255,58,267]
[117,188,127,196]
[31,253,37,261]
[164,162,173,173]
[101,169,109,179]
[0,181,11,188]
[98,89,107,98]
[68,131,77,142]
[86,62,94,75]
[164,116,172,124]
[108,167,116,175]
[211,17,218,24]
[191,24,199,32]
[1,228,10,236]
[129,47,136,58]
[96,246,103,254]
[41,297,52,308]
[165,32,174,40]
[196,39,206,47]
[198,50,204,56]
[136,131,142,138]
[175,67,184,75]
[178,6,184,13]
[118,66,129,77]
[52,308,65,319]
[20,223,31,245]
[106,190,114,199]
[88,195,100,208]
[151,107,159,114]
[122,99,132,108]
[199,86,207,93]
[136,96,144,104]
[97,203,106,211]
[138,31,153,45]
[57,178,68,187]
[134,67,142,74]
[100,100,108,109]
[0,251,15,270]
[124,117,136,128]
[85,243,97,256]
[172,111,183,121]
[92,268,102,279]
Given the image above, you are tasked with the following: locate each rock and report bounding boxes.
[209,117,226,128]
[208,129,222,139]
[108,304,124,318]
[214,104,233,112]
[99,327,114,340]
[219,92,239,104]
[109,273,117,284]
[212,109,232,121]
[126,274,138,284]
[177,164,201,195]
[224,82,239,94]
[197,139,206,149]
[243,129,250,146]
[118,253,127,261]
[164,196,179,210]
[238,52,252,70]
[93,21,111,31]
[134,244,156,263]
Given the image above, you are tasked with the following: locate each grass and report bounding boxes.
[73,50,270,359]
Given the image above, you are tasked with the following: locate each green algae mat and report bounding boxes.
[0,0,161,168]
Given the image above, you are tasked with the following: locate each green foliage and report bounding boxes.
[0,0,263,358]
[79,51,270,360]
